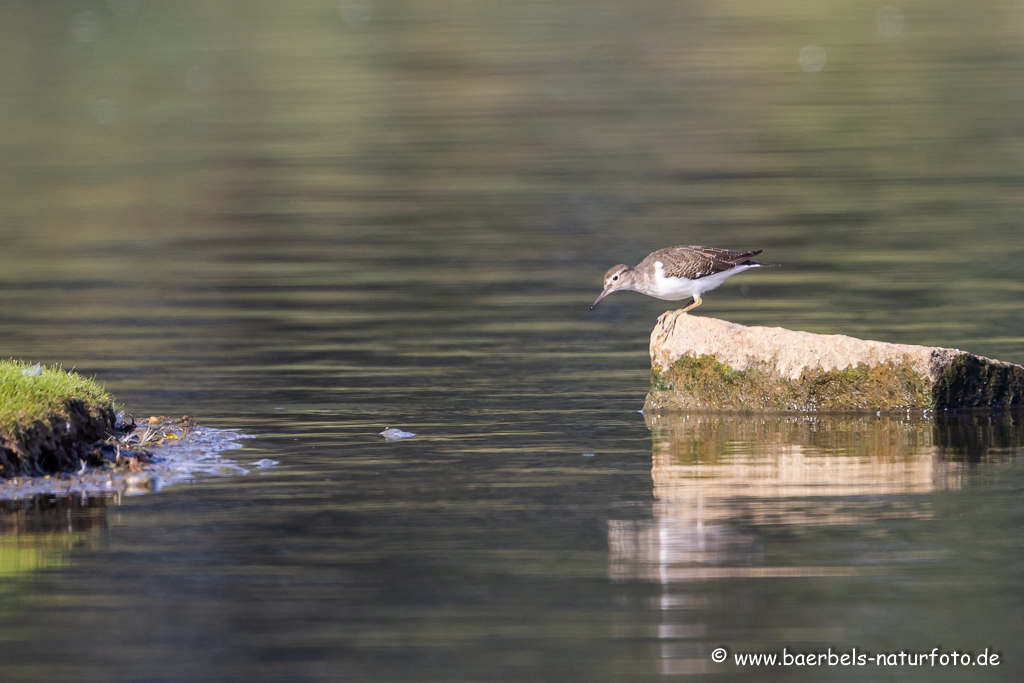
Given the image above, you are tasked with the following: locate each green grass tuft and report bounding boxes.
[0,359,112,432]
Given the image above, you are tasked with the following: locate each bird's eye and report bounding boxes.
[612,275,618,281]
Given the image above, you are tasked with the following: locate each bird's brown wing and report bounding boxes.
[652,246,762,280]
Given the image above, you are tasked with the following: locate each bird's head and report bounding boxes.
[591,264,634,309]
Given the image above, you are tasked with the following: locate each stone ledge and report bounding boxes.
[645,311,1024,411]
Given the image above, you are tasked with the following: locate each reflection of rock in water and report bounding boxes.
[932,411,1024,462]
[609,518,761,582]
[609,413,967,582]
[608,412,990,675]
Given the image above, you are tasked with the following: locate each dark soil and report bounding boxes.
[0,399,124,478]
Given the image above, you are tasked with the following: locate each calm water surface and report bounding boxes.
[1,1,1024,681]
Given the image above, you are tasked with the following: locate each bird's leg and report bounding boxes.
[679,296,702,314]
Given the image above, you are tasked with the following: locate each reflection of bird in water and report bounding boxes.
[591,246,766,311]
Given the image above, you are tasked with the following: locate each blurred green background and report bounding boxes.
[2,0,1022,366]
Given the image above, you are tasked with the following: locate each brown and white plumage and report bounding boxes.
[591,246,765,311]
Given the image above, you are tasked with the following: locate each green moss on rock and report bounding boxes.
[648,354,933,412]
[650,355,784,410]
[933,355,1024,409]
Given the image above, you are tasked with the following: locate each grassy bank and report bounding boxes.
[0,360,117,478]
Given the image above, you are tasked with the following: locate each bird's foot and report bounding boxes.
[679,296,702,314]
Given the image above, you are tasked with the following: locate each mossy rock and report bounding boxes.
[648,354,936,412]
[647,314,1024,413]
[934,355,1024,409]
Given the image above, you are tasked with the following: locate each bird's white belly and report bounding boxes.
[649,261,756,301]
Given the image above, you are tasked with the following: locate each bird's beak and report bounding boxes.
[590,288,611,310]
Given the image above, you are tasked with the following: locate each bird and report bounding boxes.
[591,245,766,312]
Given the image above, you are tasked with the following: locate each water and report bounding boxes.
[1,1,1024,680]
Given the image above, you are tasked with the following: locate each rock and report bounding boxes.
[646,311,1024,411]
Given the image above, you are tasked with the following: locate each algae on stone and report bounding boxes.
[646,314,1024,412]
[650,355,784,410]
[934,355,1024,409]
[648,354,933,412]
